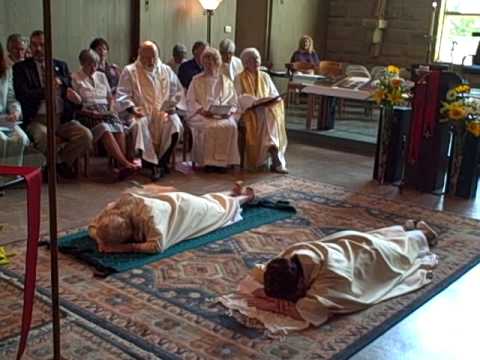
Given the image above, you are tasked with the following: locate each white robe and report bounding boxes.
[221,56,244,82]
[115,60,184,164]
[234,72,287,170]
[186,73,240,167]
[89,191,243,253]
[220,226,437,333]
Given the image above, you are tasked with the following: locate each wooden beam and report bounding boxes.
[42,0,62,358]
[130,0,141,62]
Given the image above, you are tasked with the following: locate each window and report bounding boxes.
[435,0,480,65]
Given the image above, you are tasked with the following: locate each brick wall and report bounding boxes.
[326,0,435,67]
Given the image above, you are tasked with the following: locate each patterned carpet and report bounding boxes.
[1,177,480,359]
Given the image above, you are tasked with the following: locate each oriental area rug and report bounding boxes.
[1,177,479,359]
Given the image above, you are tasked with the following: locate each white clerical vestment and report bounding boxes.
[89,191,242,253]
[186,73,240,167]
[115,60,184,164]
[252,226,437,326]
[221,56,244,82]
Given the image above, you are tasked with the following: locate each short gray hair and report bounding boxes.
[6,33,26,50]
[78,48,100,65]
[240,48,261,66]
[219,39,235,54]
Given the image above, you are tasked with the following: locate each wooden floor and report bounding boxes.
[1,140,479,359]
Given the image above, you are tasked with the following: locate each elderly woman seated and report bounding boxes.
[290,35,320,73]
[234,48,288,173]
[72,49,139,177]
[0,41,29,174]
[186,47,240,172]
[89,183,255,253]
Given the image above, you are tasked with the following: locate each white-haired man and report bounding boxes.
[115,41,184,180]
[219,39,243,81]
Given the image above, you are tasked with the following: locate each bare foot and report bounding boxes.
[231,181,244,196]
[416,220,438,247]
[245,187,255,203]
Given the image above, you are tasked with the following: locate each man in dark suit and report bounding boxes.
[13,30,92,178]
[177,41,207,89]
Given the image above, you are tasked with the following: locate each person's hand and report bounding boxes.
[247,296,279,312]
[91,111,106,120]
[252,288,268,298]
[200,109,214,118]
[132,106,146,119]
[66,88,82,104]
[6,112,20,123]
[53,77,62,88]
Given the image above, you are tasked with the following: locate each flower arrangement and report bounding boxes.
[371,65,413,107]
[441,84,480,137]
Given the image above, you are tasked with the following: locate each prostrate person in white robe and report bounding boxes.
[89,183,255,254]
[219,39,243,82]
[115,41,184,180]
[241,221,438,328]
[186,47,240,172]
[234,48,288,173]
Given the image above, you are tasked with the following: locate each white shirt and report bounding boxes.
[221,56,244,81]
[72,69,111,106]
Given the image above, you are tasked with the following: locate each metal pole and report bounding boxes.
[206,9,213,44]
[42,0,62,358]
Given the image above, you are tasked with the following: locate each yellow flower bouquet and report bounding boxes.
[440,84,480,197]
[371,65,413,107]
[441,84,480,137]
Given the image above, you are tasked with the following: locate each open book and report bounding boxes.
[208,104,233,117]
[0,114,21,131]
[238,93,285,112]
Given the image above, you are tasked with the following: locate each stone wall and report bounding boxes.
[326,0,435,67]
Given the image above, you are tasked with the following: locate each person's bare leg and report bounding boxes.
[231,181,244,196]
[114,132,127,155]
[416,220,438,247]
[102,132,137,169]
[236,187,255,205]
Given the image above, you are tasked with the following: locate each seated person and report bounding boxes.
[186,47,240,172]
[178,41,207,89]
[90,38,121,94]
[5,34,28,67]
[246,221,438,325]
[290,35,320,73]
[115,41,184,180]
[234,48,288,173]
[0,41,29,171]
[89,182,255,253]
[72,49,139,177]
[219,38,243,81]
[167,43,187,74]
[13,30,92,179]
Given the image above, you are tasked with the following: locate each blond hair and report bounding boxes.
[298,35,315,53]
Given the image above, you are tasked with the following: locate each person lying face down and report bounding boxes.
[89,183,255,253]
[247,221,439,326]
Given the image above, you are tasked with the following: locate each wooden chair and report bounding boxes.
[285,62,315,108]
[316,60,344,78]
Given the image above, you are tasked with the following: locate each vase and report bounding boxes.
[373,105,393,184]
[455,131,480,199]
[447,122,466,195]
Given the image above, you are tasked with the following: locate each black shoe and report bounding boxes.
[57,162,76,179]
[151,166,164,181]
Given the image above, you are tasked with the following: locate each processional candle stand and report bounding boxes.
[198,0,224,44]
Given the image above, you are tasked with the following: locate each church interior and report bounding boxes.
[1,0,480,359]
